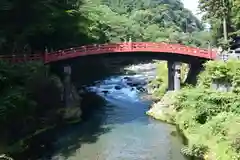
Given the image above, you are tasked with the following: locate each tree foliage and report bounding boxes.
[96,0,208,46]
[199,0,230,18]
[198,0,240,46]
[0,0,212,55]
[175,60,240,159]
[0,61,64,148]
[149,60,240,159]
[0,0,94,54]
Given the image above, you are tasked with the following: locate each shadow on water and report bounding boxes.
[16,90,152,160]
[13,92,112,160]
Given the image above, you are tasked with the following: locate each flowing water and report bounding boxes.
[28,63,187,160]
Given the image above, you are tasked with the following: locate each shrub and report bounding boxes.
[172,60,240,159]
[0,61,63,143]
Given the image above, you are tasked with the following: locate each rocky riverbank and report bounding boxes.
[146,91,177,124]
[146,60,240,160]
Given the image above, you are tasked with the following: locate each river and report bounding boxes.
[22,63,187,160]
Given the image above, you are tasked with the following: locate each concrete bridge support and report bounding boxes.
[63,65,72,107]
[168,61,181,91]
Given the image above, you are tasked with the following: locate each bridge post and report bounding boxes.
[174,62,181,90]
[167,61,174,91]
[63,65,71,108]
[167,61,181,91]
[44,47,48,63]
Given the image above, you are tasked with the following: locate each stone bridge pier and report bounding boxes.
[63,65,72,108]
[167,60,204,91]
[167,61,181,91]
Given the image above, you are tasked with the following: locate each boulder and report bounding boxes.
[137,86,146,92]
[62,107,82,121]
[127,82,139,87]
[102,90,109,94]
[123,76,132,81]
[114,85,122,90]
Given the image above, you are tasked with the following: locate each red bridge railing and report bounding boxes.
[0,54,43,63]
[0,42,217,63]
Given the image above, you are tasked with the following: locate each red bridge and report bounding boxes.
[0,42,217,91]
[0,42,216,63]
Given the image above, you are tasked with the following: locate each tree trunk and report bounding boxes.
[223,17,228,42]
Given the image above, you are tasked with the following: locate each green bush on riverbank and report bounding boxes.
[0,61,78,154]
[147,60,240,160]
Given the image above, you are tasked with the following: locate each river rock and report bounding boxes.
[102,90,109,94]
[123,76,132,81]
[114,85,122,90]
[126,82,139,87]
[137,86,146,92]
[146,91,178,123]
[62,107,82,121]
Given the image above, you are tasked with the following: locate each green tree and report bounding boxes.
[199,0,230,41]
[0,0,98,54]
[199,0,240,47]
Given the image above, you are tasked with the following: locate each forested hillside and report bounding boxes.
[83,0,211,46]
[0,0,210,55]
[102,0,202,31]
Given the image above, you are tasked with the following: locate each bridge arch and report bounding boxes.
[45,42,216,63]
[0,42,217,91]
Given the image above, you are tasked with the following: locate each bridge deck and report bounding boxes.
[0,42,217,63]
